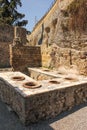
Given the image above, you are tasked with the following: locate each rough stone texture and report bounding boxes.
[0,25,14,67]
[28,67,60,80]
[0,42,11,67]
[0,25,26,67]
[1,100,87,130]
[0,25,26,44]
[10,45,42,72]
[42,45,87,75]
[27,0,87,75]
[14,26,26,44]
[0,72,87,125]
[28,67,79,81]
[28,0,87,49]
[0,25,14,42]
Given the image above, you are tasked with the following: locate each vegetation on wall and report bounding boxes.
[67,0,87,32]
[0,0,28,26]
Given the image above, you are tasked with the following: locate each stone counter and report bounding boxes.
[0,72,87,125]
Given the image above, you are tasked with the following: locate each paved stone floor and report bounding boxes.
[0,100,87,130]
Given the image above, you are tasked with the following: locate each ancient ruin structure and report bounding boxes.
[0,0,87,75]
[0,25,26,68]
[27,0,87,75]
[0,71,87,125]
[0,0,87,125]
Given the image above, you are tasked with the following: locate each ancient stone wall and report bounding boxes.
[42,44,87,75]
[0,25,26,67]
[27,0,87,75]
[28,0,87,49]
[0,42,11,67]
[0,25,14,67]
[1,72,87,124]
[10,45,41,72]
[0,25,14,42]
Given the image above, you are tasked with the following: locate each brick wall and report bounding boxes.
[0,25,26,67]
[10,45,42,72]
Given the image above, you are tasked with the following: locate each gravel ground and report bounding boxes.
[0,100,87,130]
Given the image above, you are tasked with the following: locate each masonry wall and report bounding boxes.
[28,0,87,49]
[10,45,42,72]
[0,42,11,67]
[0,25,14,67]
[41,44,87,75]
[27,0,87,75]
[0,25,26,67]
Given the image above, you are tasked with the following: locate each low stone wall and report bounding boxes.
[0,25,26,68]
[41,45,87,75]
[0,72,87,125]
[28,68,58,80]
[10,45,42,72]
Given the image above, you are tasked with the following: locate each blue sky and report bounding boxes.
[18,0,54,31]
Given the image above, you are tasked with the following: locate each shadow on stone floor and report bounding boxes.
[0,99,87,130]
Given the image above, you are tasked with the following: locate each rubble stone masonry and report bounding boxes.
[0,72,87,125]
[0,25,26,67]
[28,0,87,75]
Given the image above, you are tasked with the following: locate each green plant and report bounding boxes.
[0,0,28,26]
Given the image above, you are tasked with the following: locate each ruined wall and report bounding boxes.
[28,0,87,48]
[0,42,11,67]
[0,25,26,67]
[10,45,41,72]
[43,44,87,75]
[0,25,14,67]
[28,0,87,75]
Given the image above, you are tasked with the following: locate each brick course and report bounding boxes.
[10,45,42,72]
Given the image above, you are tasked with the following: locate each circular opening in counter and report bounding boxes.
[49,80,60,84]
[43,69,50,72]
[64,77,78,82]
[11,76,25,81]
[23,81,42,89]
